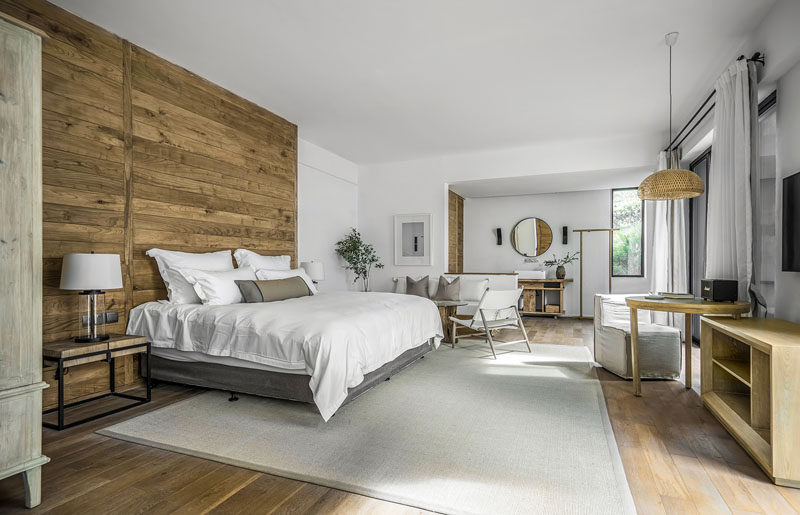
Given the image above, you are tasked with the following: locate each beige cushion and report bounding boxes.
[406,276,430,298]
[236,277,311,303]
[433,276,460,301]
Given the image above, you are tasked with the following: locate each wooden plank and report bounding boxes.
[43,34,122,83]
[43,221,124,244]
[130,44,295,140]
[133,229,295,252]
[122,39,134,345]
[132,88,294,160]
[131,197,287,230]
[43,109,124,150]
[43,89,122,131]
[43,127,125,163]
[133,119,294,184]
[132,136,294,190]
[42,240,124,260]
[42,183,125,212]
[133,149,294,202]
[133,213,293,243]
[42,69,121,118]
[133,178,294,224]
[43,203,126,228]
[0,0,122,65]
[133,164,294,211]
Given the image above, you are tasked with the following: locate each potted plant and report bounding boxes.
[335,228,385,292]
[543,251,580,279]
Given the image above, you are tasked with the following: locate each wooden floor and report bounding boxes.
[2,318,799,514]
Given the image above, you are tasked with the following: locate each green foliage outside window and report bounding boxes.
[612,189,643,276]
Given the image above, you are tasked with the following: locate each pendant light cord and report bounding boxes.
[668,41,673,158]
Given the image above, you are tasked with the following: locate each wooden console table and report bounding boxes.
[625,296,750,396]
[701,316,800,487]
[519,279,572,317]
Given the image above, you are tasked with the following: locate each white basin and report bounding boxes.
[514,270,546,279]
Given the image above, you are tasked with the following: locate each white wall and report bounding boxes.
[297,138,359,292]
[775,60,800,322]
[358,132,663,294]
[463,190,650,316]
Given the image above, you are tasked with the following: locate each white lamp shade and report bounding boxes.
[60,253,123,290]
[300,261,325,282]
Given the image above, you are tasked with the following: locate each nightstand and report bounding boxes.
[432,300,467,344]
[42,334,151,430]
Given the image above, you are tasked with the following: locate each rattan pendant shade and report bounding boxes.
[638,32,706,201]
[637,168,704,200]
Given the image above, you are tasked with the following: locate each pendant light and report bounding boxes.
[638,32,705,200]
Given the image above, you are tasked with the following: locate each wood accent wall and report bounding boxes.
[448,190,464,273]
[0,0,297,405]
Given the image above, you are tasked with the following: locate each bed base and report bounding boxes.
[142,339,434,413]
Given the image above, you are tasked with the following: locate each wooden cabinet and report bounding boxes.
[519,279,572,317]
[0,13,49,508]
[701,316,800,487]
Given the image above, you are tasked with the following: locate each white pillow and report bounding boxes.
[255,268,318,294]
[234,249,291,271]
[460,278,489,302]
[145,249,233,304]
[179,267,257,305]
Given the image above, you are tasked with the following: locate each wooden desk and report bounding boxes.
[625,296,750,396]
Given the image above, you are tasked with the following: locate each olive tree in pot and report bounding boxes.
[335,228,384,292]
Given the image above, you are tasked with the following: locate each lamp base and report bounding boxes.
[74,334,110,343]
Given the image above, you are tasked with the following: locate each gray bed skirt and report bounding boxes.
[142,339,434,412]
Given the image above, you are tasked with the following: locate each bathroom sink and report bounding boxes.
[514,270,546,279]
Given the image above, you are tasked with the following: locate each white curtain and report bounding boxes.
[649,150,689,329]
[706,59,758,303]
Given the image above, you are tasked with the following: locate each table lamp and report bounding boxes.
[60,252,123,342]
[300,261,325,284]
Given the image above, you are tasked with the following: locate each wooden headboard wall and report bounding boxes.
[0,0,298,344]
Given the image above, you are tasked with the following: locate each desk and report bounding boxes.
[625,296,750,396]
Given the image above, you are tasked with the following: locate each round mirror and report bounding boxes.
[510,217,553,257]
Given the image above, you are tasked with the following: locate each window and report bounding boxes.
[611,188,644,277]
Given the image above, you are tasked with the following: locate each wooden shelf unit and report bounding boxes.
[519,279,572,317]
[701,316,800,488]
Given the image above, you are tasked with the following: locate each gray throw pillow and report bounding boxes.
[235,277,311,303]
[406,276,429,298]
[433,276,460,301]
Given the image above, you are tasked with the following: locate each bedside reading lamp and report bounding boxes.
[300,261,325,285]
[60,252,123,342]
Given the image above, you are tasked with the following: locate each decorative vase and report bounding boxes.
[556,265,566,279]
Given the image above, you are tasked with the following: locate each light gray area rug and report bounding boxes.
[99,342,635,515]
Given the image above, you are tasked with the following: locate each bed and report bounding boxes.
[127,291,442,420]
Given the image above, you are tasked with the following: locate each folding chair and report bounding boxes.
[449,288,531,359]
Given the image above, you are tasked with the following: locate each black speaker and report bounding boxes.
[495,228,502,245]
[562,226,568,245]
[701,279,738,302]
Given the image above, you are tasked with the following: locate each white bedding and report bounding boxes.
[128,291,442,420]
[151,348,307,375]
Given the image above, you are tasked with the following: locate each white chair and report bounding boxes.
[594,294,681,379]
[449,288,531,359]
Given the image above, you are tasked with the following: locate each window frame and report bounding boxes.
[611,187,645,278]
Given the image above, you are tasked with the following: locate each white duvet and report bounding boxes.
[127,291,442,420]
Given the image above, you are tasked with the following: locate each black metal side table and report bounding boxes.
[42,334,151,430]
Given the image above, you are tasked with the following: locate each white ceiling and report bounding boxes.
[54,0,775,165]
[451,166,652,198]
